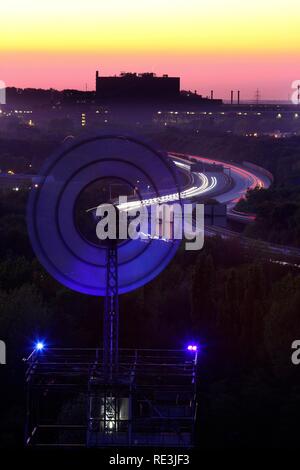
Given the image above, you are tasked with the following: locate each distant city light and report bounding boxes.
[35,341,45,351]
[187,344,198,352]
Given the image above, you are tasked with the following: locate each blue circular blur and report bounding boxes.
[27,135,182,296]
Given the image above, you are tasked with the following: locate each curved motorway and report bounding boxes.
[170,152,300,265]
[169,152,272,223]
[0,152,271,223]
[3,151,300,264]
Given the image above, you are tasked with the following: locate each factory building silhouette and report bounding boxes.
[95,70,222,105]
[96,70,180,101]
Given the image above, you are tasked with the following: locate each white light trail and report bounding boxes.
[86,160,218,213]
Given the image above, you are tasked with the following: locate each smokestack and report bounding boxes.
[237,90,240,105]
[230,90,234,105]
[210,90,214,100]
[96,70,99,93]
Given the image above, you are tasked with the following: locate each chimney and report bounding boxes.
[237,90,240,105]
[230,90,234,105]
[210,90,214,100]
[96,70,99,93]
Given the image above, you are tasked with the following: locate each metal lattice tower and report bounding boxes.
[103,242,119,380]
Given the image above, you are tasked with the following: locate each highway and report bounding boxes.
[2,151,300,264]
[170,152,300,265]
[1,152,270,224]
[204,224,300,267]
[169,152,272,223]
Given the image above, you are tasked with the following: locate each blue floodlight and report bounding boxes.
[187,344,198,352]
[35,341,45,351]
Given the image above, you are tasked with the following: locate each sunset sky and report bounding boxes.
[1,0,299,100]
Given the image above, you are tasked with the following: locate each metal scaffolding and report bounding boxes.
[25,348,198,448]
[103,243,119,381]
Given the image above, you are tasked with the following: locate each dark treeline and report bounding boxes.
[0,137,58,173]
[236,186,300,247]
[1,126,300,183]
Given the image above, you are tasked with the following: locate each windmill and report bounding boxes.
[25,135,198,447]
